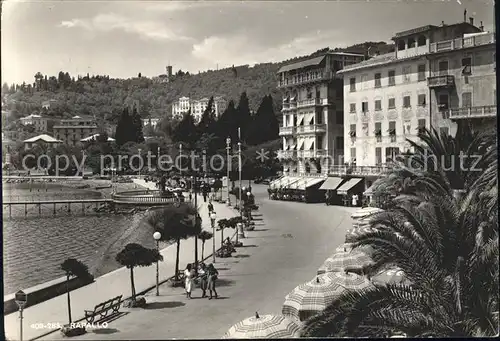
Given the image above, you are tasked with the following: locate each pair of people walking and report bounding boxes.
[184,263,219,299]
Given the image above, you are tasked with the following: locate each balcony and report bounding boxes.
[447,105,497,120]
[285,172,325,178]
[277,71,335,88]
[278,150,297,159]
[427,75,455,88]
[315,149,327,157]
[298,150,314,158]
[296,124,327,134]
[282,100,297,111]
[328,165,391,177]
[279,126,296,136]
[297,98,330,108]
[429,32,495,53]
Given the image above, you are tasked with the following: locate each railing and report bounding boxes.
[315,149,327,157]
[279,126,296,135]
[448,105,497,119]
[278,150,297,159]
[282,100,297,111]
[327,165,391,176]
[427,75,454,88]
[429,32,495,53]
[278,71,335,87]
[285,172,325,178]
[296,124,327,134]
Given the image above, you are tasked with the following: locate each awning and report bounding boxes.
[305,177,326,189]
[291,144,296,150]
[363,183,376,195]
[319,177,344,190]
[278,56,326,73]
[337,178,364,195]
[283,177,302,189]
[305,139,314,151]
[297,114,305,126]
[289,178,308,190]
[306,113,315,125]
[297,140,304,150]
[270,176,287,189]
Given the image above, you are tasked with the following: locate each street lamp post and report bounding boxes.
[157,146,160,173]
[238,127,242,215]
[210,212,217,263]
[226,137,231,206]
[179,144,183,177]
[138,148,142,178]
[153,231,161,296]
[246,191,252,224]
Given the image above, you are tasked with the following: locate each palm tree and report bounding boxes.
[60,258,93,324]
[115,243,163,302]
[198,230,213,260]
[303,191,498,337]
[145,203,201,281]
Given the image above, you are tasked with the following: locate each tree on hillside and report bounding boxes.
[131,106,145,143]
[235,92,252,141]
[172,110,197,148]
[248,95,278,145]
[197,96,217,135]
[215,100,237,143]
[115,107,133,146]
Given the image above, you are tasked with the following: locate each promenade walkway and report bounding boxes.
[4,179,237,341]
[34,185,356,340]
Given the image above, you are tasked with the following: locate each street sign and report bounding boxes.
[15,290,27,308]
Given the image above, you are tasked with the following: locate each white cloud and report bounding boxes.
[191,30,347,68]
[58,13,192,42]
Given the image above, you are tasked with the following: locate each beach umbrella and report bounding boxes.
[317,249,373,275]
[223,312,300,339]
[324,271,373,291]
[371,267,409,286]
[282,275,342,321]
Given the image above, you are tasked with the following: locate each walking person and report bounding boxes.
[184,263,195,299]
[207,263,219,300]
[198,263,208,298]
[208,201,214,215]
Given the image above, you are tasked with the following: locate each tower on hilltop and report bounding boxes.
[166,65,173,83]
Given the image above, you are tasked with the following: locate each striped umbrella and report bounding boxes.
[282,275,341,321]
[317,249,373,275]
[324,271,373,291]
[345,227,378,243]
[223,313,300,339]
[371,268,409,286]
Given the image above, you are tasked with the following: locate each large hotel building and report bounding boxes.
[272,17,495,204]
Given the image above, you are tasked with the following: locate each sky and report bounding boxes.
[1,0,495,84]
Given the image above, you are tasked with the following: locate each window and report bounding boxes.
[397,40,406,51]
[438,60,449,76]
[316,112,323,124]
[374,73,381,88]
[350,148,356,163]
[418,94,426,106]
[375,100,382,111]
[407,38,416,48]
[385,147,400,162]
[388,98,396,109]
[388,70,396,86]
[438,94,449,110]
[362,123,369,136]
[375,122,382,142]
[462,57,472,75]
[418,64,426,81]
[418,119,426,134]
[350,78,356,92]
[403,96,411,108]
[361,75,368,89]
[389,121,396,142]
[403,66,411,82]
[349,103,356,113]
[439,127,449,136]
[417,35,427,46]
[462,92,472,107]
[336,136,344,150]
[375,147,382,165]
[317,135,323,149]
[349,124,356,138]
[362,102,369,113]
[404,120,411,135]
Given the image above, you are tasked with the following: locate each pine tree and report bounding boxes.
[131,106,145,143]
[216,100,237,142]
[235,92,252,141]
[172,110,197,148]
[115,107,132,146]
[247,95,278,145]
[197,96,217,135]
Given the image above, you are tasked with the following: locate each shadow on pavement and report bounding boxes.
[92,328,119,334]
[215,278,235,287]
[215,267,231,271]
[252,229,269,232]
[144,301,186,309]
[233,254,250,258]
[240,244,257,248]
[212,296,230,300]
[100,311,129,324]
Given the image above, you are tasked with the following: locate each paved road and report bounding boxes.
[49,184,357,340]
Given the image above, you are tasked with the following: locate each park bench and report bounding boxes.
[84,295,123,323]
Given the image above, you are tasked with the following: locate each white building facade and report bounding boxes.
[171,96,227,122]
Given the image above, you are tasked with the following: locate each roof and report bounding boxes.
[338,53,396,74]
[20,114,42,120]
[80,134,115,142]
[23,134,61,143]
[278,55,326,73]
[392,22,480,40]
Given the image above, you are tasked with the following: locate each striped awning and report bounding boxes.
[270,176,287,189]
[288,178,308,190]
[297,114,305,126]
[305,113,315,125]
[363,183,376,195]
[337,178,363,195]
[305,177,326,189]
[297,140,304,150]
[304,139,314,151]
[283,177,302,189]
[319,177,344,190]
